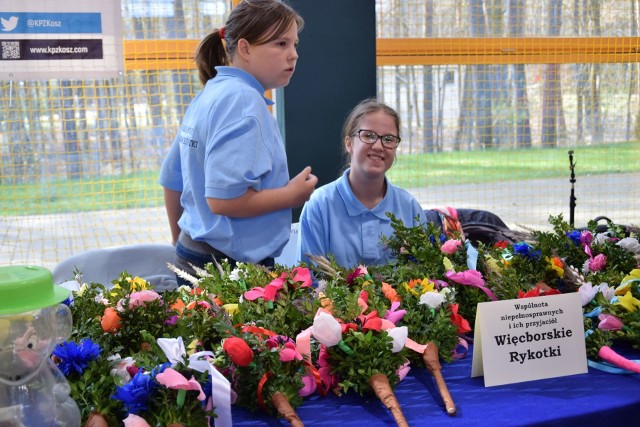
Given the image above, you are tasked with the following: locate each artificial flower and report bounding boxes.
[597,314,623,331]
[222,337,253,367]
[384,301,406,325]
[449,304,471,334]
[614,291,640,313]
[123,414,151,427]
[53,338,101,376]
[127,290,162,309]
[617,237,640,254]
[100,306,123,333]
[441,239,462,255]
[382,282,401,303]
[155,368,206,401]
[578,282,598,306]
[419,291,446,309]
[112,371,156,414]
[311,311,342,347]
[386,326,408,353]
[588,254,608,272]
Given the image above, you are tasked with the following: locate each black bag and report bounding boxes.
[425,208,519,246]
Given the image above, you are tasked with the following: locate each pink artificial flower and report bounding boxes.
[580,231,593,247]
[445,269,485,287]
[346,265,367,285]
[155,368,206,401]
[243,286,267,301]
[244,267,312,301]
[318,346,339,391]
[123,414,152,427]
[397,360,411,382]
[441,239,462,255]
[299,372,317,397]
[589,254,607,272]
[384,301,406,325]
[129,290,161,308]
[279,341,303,362]
[597,313,624,331]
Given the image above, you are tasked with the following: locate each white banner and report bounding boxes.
[0,0,123,80]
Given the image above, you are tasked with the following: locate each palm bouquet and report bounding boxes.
[381,213,493,326]
[215,325,310,426]
[56,272,232,426]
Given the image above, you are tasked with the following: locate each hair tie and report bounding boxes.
[218,27,226,39]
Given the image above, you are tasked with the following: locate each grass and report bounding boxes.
[387,141,639,188]
[1,142,638,215]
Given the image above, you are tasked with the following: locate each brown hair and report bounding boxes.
[194,0,304,86]
[341,98,401,170]
[342,98,401,142]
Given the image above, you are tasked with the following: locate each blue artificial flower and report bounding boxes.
[439,233,447,244]
[53,338,101,376]
[513,242,542,260]
[566,230,581,246]
[112,370,157,414]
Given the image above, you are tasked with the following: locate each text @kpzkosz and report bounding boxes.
[494,301,573,365]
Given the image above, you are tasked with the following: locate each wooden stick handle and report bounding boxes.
[423,342,457,416]
[369,373,409,427]
[271,391,304,427]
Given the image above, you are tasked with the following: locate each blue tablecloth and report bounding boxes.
[231,344,639,426]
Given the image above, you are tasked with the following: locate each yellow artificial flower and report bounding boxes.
[484,254,503,275]
[547,256,564,278]
[126,276,149,291]
[187,339,199,355]
[223,303,239,316]
[402,281,417,297]
[443,257,454,272]
[77,283,88,297]
[616,269,640,295]
[615,291,640,313]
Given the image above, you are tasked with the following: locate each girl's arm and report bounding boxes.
[207,166,317,218]
[163,187,183,245]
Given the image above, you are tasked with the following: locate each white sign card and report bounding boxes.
[471,292,587,387]
[0,0,123,80]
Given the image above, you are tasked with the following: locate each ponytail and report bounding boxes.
[194,29,229,86]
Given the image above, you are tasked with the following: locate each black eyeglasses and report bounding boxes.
[354,129,401,149]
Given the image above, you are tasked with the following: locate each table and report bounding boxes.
[231,344,639,426]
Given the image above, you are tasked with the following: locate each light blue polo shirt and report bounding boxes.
[297,168,426,268]
[159,66,290,263]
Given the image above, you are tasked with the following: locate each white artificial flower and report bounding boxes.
[386,326,408,353]
[229,268,241,281]
[597,282,616,302]
[419,291,446,309]
[577,282,598,306]
[617,237,640,254]
[311,311,342,347]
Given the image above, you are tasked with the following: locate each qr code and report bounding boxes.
[1,41,20,59]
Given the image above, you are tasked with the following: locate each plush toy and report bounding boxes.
[0,265,81,426]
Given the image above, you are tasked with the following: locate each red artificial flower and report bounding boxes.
[449,303,471,334]
[518,283,561,299]
[494,241,510,249]
[222,337,253,367]
[356,311,383,332]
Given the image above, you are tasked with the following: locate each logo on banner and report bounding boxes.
[1,16,18,32]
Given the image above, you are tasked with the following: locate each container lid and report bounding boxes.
[0,266,70,315]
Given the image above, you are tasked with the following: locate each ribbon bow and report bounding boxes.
[157,337,232,427]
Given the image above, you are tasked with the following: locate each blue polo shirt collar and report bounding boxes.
[337,168,391,221]
[214,66,274,105]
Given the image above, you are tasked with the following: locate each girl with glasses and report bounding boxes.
[297,98,426,268]
[159,0,317,285]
